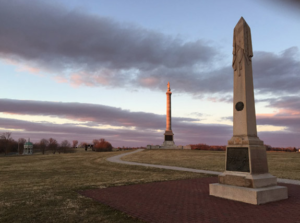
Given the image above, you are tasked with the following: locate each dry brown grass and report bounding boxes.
[122,149,300,180]
[0,150,206,223]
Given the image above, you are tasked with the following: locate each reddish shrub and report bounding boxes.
[93,138,113,152]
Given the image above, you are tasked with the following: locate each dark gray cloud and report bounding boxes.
[0,117,232,147]
[260,0,300,12]
[0,98,198,130]
[214,47,300,97]
[266,96,300,111]
[0,0,217,87]
[135,65,233,95]
[0,117,160,147]
[198,47,300,99]
[253,47,300,94]
[0,98,233,146]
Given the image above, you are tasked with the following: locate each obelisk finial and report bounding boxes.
[232,17,253,74]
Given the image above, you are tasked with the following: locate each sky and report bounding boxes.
[0,0,299,147]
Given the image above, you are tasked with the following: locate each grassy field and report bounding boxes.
[122,149,300,180]
[0,150,206,223]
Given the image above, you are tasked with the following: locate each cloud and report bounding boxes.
[0,1,299,98]
[1,98,299,147]
[253,47,300,94]
[0,99,199,130]
[0,98,233,146]
[260,0,300,13]
[0,117,160,147]
[0,0,300,97]
[259,131,300,148]
[0,0,218,88]
[256,96,300,132]
[223,95,300,132]
[266,96,300,113]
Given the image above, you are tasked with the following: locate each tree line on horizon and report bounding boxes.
[0,132,113,155]
[1,132,298,155]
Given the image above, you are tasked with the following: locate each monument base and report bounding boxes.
[209,183,288,205]
[162,130,175,148]
[209,141,288,205]
[218,172,277,188]
[162,140,175,147]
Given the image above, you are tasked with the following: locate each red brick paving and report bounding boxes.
[79,177,300,223]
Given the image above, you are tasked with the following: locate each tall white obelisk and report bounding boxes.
[209,17,287,205]
[163,82,175,147]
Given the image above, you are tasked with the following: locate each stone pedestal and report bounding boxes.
[210,143,288,204]
[209,17,287,205]
[163,130,175,147]
[210,183,288,205]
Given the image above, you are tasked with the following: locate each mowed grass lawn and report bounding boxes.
[0,150,205,223]
[122,150,300,180]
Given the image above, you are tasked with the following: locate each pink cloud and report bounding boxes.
[17,65,40,74]
[69,70,113,87]
[139,77,159,86]
[1,58,42,75]
[54,76,68,83]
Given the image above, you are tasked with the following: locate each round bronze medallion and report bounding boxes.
[235,102,244,111]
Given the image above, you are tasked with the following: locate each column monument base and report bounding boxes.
[162,130,176,148]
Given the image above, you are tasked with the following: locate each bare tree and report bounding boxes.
[0,132,13,155]
[93,139,99,145]
[18,138,26,154]
[40,138,49,155]
[79,142,87,148]
[48,138,58,154]
[60,140,71,153]
[72,140,78,148]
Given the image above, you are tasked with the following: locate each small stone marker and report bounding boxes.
[209,17,288,205]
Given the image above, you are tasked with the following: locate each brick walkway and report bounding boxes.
[79,177,300,223]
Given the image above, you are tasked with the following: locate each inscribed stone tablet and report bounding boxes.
[226,147,250,172]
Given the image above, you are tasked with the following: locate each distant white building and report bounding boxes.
[23,139,33,155]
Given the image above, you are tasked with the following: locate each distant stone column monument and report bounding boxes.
[209,17,288,205]
[147,82,188,149]
[163,82,175,147]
